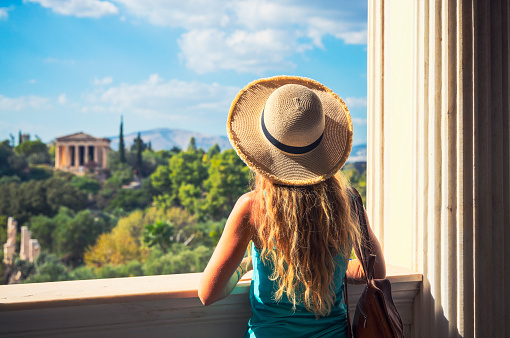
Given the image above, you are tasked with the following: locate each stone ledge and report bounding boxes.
[0,265,420,311]
[0,266,422,337]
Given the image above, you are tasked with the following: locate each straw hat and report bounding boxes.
[227,75,353,186]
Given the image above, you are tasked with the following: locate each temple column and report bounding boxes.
[55,143,60,168]
[84,144,89,164]
[103,147,108,168]
[74,144,79,167]
[94,146,98,164]
[368,0,510,337]
[67,145,72,167]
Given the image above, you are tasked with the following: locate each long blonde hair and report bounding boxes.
[252,173,360,317]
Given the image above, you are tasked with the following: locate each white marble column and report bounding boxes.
[368,0,510,337]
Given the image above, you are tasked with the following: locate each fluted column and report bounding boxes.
[84,144,89,164]
[55,143,60,168]
[74,144,79,167]
[67,145,72,167]
[367,0,510,337]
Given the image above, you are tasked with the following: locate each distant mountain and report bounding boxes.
[107,128,367,162]
[347,143,367,163]
[108,128,232,152]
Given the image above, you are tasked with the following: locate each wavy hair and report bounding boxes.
[252,173,360,317]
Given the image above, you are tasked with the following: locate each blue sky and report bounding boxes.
[0,0,368,145]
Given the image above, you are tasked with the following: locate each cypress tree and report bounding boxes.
[119,116,125,163]
[136,132,143,174]
[18,130,22,146]
[187,137,197,152]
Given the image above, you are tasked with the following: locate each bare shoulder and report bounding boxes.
[223,191,256,238]
[233,191,255,215]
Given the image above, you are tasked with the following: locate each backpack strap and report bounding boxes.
[348,187,373,279]
[345,187,374,338]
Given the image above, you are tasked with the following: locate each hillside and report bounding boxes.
[108,128,232,152]
[108,128,366,162]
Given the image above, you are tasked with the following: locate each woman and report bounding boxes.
[199,76,385,337]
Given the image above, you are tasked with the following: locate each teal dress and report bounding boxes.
[245,245,349,337]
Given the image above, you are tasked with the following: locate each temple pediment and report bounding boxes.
[56,132,110,143]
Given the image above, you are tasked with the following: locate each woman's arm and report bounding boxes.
[198,192,254,306]
[346,208,386,283]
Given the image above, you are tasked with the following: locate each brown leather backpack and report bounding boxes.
[345,188,405,338]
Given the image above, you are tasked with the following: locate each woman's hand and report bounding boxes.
[239,255,253,277]
[346,208,386,283]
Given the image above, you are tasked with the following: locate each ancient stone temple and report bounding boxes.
[55,132,111,172]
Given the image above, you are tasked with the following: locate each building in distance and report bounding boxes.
[55,132,111,173]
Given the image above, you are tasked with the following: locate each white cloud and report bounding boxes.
[94,76,113,85]
[179,28,297,74]
[0,7,10,20]
[0,95,50,111]
[344,97,367,108]
[58,94,67,105]
[28,79,37,84]
[26,0,118,18]
[83,74,239,120]
[111,0,366,73]
[112,0,229,29]
[29,0,366,74]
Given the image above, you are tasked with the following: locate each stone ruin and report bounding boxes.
[3,217,41,265]
[3,217,17,265]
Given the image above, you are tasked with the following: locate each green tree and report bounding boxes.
[144,245,212,275]
[30,214,58,250]
[143,221,174,254]
[119,116,126,163]
[169,146,181,155]
[0,179,81,225]
[203,149,250,220]
[168,151,208,198]
[131,132,147,175]
[0,142,14,176]
[94,260,144,279]
[151,164,172,195]
[206,143,221,160]
[70,176,101,195]
[104,163,133,189]
[342,163,367,205]
[45,177,88,215]
[105,189,152,213]
[135,133,143,174]
[187,137,197,152]
[0,141,28,176]
[24,253,70,283]
[14,139,47,156]
[52,208,114,266]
